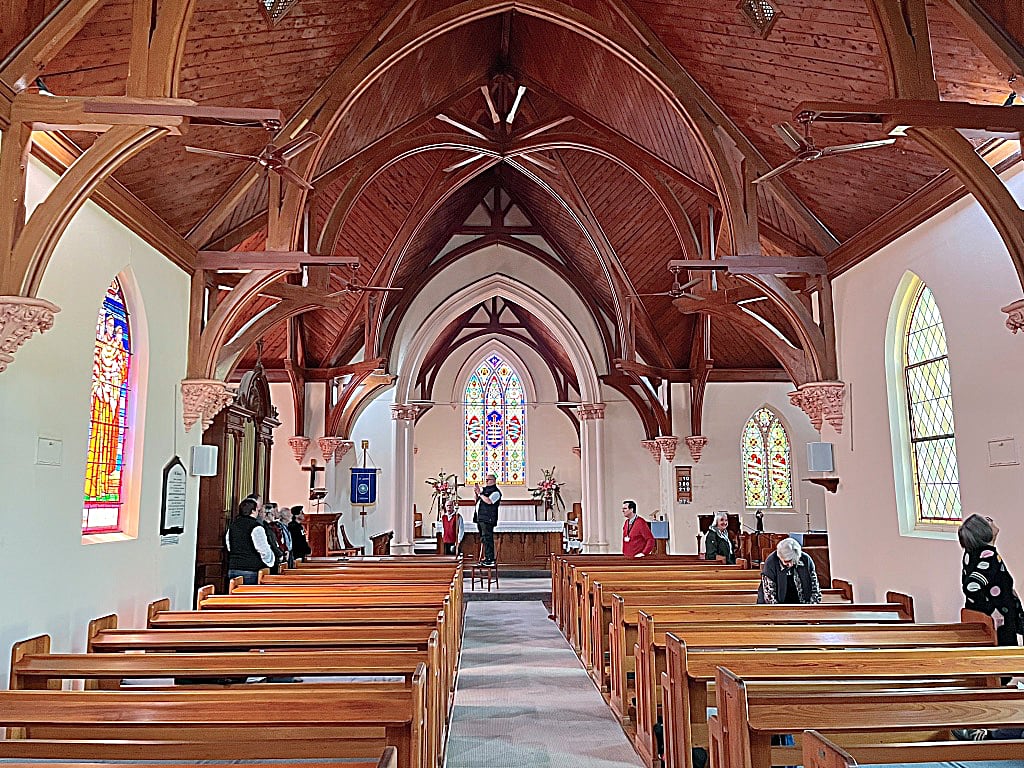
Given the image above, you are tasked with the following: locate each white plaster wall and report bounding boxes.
[411,336,581,523]
[828,164,1024,621]
[0,158,198,685]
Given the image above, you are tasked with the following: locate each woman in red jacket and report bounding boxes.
[621,500,655,558]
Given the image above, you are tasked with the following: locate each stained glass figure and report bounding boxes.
[741,407,792,509]
[904,284,961,523]
[83,278,133,533]
[464,353,526,484]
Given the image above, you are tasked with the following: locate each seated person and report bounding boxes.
[757,537,821,604]
[704,510,736,563]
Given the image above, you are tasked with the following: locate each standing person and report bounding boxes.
[277,506,295,568]
[257,503,284,573]
[958,514,1023,646]
[288,506,312,560]
[622,500,655,558]
[441,499,464,555]
[704,510,736,563]
[758,537,822,604]
[225,498,275,585]
[474,473,501,566]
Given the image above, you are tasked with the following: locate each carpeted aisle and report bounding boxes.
[445,601,645,768]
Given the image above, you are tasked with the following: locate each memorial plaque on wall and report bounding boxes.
[161,456,188,535]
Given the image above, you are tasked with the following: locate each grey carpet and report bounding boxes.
[445,601,645,768]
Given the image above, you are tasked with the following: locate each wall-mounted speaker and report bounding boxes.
[190,444,219,476]
[807,442,834,473]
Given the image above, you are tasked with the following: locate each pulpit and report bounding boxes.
[305,512,341,557]
[370,530,394,555]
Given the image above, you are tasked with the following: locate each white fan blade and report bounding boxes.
[277,132,320,160]
[185,146,260,162]
[819,138,896,157]
[774,123,807,152]
[637,291,670,297]
[752,157,802,185]
[678,292,705,301]
[680,277,702,291]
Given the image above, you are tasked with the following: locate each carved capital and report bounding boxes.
[318,436,345,464]
[1001,299,1024,334]
[685,435,709,463]
[181,379,236,432]
[287,436,310,465]
[641,439,661,464]
[334,439,355,464]
[576,403,606,420]
[571,446,581,458]
[0,296,60,374]
[656,436,679,463]
[391,403,420,421]
[788,381,846,433]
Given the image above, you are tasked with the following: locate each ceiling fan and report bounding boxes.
[637,266,704,301]
[752,121,895,185]
[185,132,320,191]
[329,265,404,295]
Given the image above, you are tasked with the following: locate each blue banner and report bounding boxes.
[350,467,377,505]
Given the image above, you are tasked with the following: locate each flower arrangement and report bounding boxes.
[529,466,565,513]
[425,470,459,519]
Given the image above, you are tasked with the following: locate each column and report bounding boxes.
[578,403,607,552]
[655,436,679,553]
[390,404,418,554]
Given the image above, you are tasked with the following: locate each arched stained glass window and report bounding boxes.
[741,407,793,509]
[903,284,961,523]
[83,278,133,534]
[464,353,526,485]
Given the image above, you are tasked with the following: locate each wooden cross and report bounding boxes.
[302,458,326,491]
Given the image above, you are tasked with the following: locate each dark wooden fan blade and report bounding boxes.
[752,157,802,184]
[774,122,808,152]
[359,285,403,292]
[637,291,670,297]
[277,132,321,160]
[274,164,314,191]
[819,138,896,157]
[185,146,260,162]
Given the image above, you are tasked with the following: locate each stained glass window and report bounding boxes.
[904,285,961,523]
[464,353,526,485]
[741,407,792,508]
[83,278,133,534]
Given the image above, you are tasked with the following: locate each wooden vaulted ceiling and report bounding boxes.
[8,0,1022,380]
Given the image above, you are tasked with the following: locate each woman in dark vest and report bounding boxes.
[225,498,275,585]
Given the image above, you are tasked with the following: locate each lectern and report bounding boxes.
[304,512,341,557]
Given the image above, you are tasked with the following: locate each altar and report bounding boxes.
[434,519,563,567]
[456,498,547,521]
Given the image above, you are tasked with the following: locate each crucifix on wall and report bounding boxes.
[303,458,326,493]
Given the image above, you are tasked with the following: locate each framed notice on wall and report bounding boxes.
[675,466,692,504]
[161,456,187,535]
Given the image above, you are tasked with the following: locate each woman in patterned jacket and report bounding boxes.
[958,513,1023,646]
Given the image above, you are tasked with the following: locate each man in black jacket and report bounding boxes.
[474,473,501,566]
[225,498,275,585]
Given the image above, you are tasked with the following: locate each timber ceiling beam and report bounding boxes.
[795,99,1024,135]
[212,272,346,309]
[943,0,1024,95]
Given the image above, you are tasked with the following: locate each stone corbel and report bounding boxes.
[334,439,355,464]
[1001,299,1024,334]
[641,439,661,464]
[571,446,581,458]
[318,436,345,463]
[391,404,420,421]
[0,296,60,373]
[576,403,606,420]
[656,436,679,463]
[287,436,310,465]
[788,381,846,433]
[685,435,709,463]
[181,379,236,432]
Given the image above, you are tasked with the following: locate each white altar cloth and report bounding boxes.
[434,520,564,535]
[456,500,542,522]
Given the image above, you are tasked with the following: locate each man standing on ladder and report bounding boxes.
[474,473,501,566]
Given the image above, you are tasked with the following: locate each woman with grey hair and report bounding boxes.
[704,511,736,564]
[958,513,1023,647]
[757,537,821,604]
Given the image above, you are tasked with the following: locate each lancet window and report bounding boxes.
[464,353,526,485]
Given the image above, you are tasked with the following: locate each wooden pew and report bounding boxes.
[0,739,399,762]
[660,633,1011,768]
[0,683,428,768]
[606,596,915,718]
[802,729,1024,768]
[0,758,398,768]
[714,668,1024,768]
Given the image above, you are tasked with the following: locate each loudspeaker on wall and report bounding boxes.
[190,444,219,476]
[806,442,834,473]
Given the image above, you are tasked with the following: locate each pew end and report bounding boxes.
[196,584,215,607]
[228,576,243,593]
[804,730,857,768]
[258,568,270,583]
[146,598,170,628]
[884,591,914,620]
[961,608,997,643]
[10,636,53,691]
[831,579,854,602]
[86,614,118,653]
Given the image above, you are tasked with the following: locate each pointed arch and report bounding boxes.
[886,272,962,532]
[741,405,793,509]
[463,350,527,485]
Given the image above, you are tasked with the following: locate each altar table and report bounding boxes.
[434,520,563,567]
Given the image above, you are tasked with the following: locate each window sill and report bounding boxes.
[82,531,137,546]
[899,525,958,541]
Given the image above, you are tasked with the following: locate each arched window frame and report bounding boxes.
[82,273,147,542]
[886,273,962,535]
[741,406,794,510]
[463,352,527,485]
